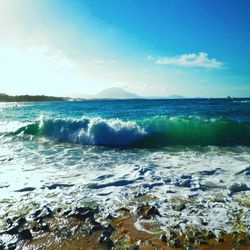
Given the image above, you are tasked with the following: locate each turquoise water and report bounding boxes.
[2,99,250,146]
[0,99,250,233]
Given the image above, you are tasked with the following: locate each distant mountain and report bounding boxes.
[0,93,67,102]
[0,91,188,102]
[143,94,187,99]
[166,95,187,99]
[71,88,190,100]
[94,87,140,99]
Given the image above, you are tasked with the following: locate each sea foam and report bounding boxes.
[10,115,250,147]
[39,116,146,146]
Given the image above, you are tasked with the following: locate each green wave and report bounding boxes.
[10,116,250,147]
[137,116,250,146]
[11,122,40,136]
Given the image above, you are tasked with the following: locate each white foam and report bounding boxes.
[39,116,147,146]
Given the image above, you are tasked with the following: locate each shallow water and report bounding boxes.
[0,99,250,235]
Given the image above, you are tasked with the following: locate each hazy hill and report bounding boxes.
[94,87,140,99]
[0,91,189,102]
[166,95,187,99]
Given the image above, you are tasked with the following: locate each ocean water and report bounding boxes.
[0,99,250,234]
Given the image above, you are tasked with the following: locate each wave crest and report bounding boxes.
[39,117,146,146]
[11,116,250,147]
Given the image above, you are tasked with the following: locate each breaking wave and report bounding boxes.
[9,116,250,147]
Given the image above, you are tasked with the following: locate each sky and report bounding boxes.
[0,0,249,98]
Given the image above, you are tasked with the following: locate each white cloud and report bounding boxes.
[0,45,93,96]
[147,55,155,61]
[28,46,77,70]
[154,52,223,69]
[91,59,115,65]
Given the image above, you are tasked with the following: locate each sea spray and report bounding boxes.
[0,99,250,246]
[9,115,250,147]
[39,116,146,146]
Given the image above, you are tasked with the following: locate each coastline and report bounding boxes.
[1,195,250,250]
[1,100,250,249]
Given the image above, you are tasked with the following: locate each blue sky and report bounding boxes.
[0,0,249,97]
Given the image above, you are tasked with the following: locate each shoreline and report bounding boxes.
[1,194,250,250]
[1,100,250,249]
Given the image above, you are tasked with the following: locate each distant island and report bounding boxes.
[0,90,187,102]
[1,90,248,102]
[166,95,187,99]
[94,87,140,99]
[75,87,187,99]
[0,93,67,102]
[70,87,141,99]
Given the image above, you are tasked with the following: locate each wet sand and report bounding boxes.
[1,199,249,250]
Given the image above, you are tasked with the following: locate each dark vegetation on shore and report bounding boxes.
[1,92,250,103]
[0,93,67,102]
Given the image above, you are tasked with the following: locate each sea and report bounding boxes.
[0,99,250,236]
